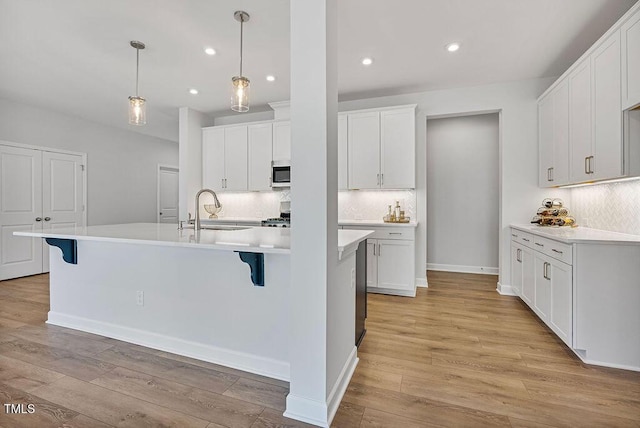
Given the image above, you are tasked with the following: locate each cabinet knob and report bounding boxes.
[35,217,42,222]
[44,217,51,221]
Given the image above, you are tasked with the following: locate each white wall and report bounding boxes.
[426,113,499,274]
[178,107,214,221]
[338,78,569,288]
[0,98,178,226]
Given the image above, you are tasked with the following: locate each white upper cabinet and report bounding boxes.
[380,108,416,189]
[622,7,640,109]
[569,59,592,183]
[338,114,348,191]
[202,125,248,192]
[272,121,291,161]
[591,31,622,180]
[538,81,569,187]
[348,111,380,189]
[202,127,226,192]
[348,105,416,190]
[248,123,273,191]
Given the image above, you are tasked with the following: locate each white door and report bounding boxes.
[552,81,570,185]
[224,126,248,191]
[0,145,43,280]
[538,94,554,187]
[592,32,622,180]
[203,128,225,191]
[511,244,523,296]
[366,240,378,289]
[377,239,414,292]
[272,121,291,161]
[348,111,380,189]
[549,260,573,347]
[158,166,178,224]
[380,108,415,189]
[521,246,535,306]
[569,59,592,183]
[622,9,640,109]
[248,123,273,191]
[41,151,84,272]
[534,253,551,322]
[337,114,348,190]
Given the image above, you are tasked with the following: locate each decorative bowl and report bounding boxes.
[204,204,221,219]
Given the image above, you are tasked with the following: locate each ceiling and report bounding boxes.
[0,0,637,142]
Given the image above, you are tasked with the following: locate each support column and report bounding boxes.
[285,1,338,427]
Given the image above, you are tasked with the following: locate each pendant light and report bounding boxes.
[231,11,250,112]
[128,40,146,125]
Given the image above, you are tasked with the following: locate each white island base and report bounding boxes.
[16,223,373,426]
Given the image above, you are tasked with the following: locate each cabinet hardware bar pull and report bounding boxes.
[550,167,554,181]
[512,234,518,237]
[547,168,551,181]
[517,248,521,262]
[381,173,384,185]
[552,249,563,254]
[376,173,380,185]
[373,244,376,256]
[522,238,530,242]
[221,178,224,188]
[389,232,402,235]
[535,242,544,247]
[588,156,594,174]
[585,156,589,174]
[378,244,381,255]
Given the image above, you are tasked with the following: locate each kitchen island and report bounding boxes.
[15,223,373,383]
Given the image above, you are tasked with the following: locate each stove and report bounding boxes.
[261,217,291,228]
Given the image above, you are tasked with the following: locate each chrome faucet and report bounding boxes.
[195,188,221,230]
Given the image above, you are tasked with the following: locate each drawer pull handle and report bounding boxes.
[522,238,530,242]
[552,249,563,254]
[511,234,518,237]
[389,232,402,235]
[535,243,544,247]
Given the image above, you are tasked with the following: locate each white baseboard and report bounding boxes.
[47,311,290,381]
[327,347,358,425]
[415,277,428,288]
[496,282,517,296]
[368,287,416,297]
[427,263,498,275]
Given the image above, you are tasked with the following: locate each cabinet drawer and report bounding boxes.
[511,229,535,248]
[533,236,573,265]
[370,227,415,241]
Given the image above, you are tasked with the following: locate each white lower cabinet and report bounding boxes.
[511,228,572,347]
[343,225,416,297]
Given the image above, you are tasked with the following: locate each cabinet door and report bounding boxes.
[366,239,378,289]
[224,126,248,191]
[569,59,593,183]
[622,9,640,109]
[534,253,551,322]
[552,81,570,185]
[538,94,555,187]
[377,239,414,292]
[0,145,43,280]
[511,243,523,296]
[248,123,273,191]
[348,111,380,189]
[521,246,535,307]
[592,31,622,180]
[272,121,291,161]
[549,260,573,347]
[338,114,348,190]
[202,128,225,191]
[380,108,415,189]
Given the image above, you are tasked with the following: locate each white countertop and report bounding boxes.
[511,224,640,245]
[201,218,418,228]
[15,223,374,256]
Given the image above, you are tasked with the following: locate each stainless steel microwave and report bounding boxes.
[271,160,290,188]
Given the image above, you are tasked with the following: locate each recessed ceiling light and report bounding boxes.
[189,88,199,95]
[266,75,276,82]
[361,57,373,66]
[204,47,216,55]
[446,42,461,52]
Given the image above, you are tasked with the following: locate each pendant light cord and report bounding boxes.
[135,46,140,97]
[239,16,244,77]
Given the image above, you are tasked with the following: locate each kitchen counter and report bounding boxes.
[15,223,374,259]
[13,223,372,384]
[511,224,640,245]
[201,217,418,228]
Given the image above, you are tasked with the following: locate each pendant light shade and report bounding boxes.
[231,11,250,112]
[128,41,146,125]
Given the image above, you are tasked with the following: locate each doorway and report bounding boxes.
[157,165,179,224]
[426,113,499,274]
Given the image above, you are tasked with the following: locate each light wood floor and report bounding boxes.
[0,272,639,427]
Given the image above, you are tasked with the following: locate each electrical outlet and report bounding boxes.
[351,268,356,288]
[136,290,144,306]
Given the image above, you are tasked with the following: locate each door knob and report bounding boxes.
[159,212,163,215]
[35,217,42,221]
[44,217,51,221]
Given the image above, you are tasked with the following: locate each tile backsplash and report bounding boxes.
[571,180,640,236]
[208,189,417,222]
[338,190,416,221]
